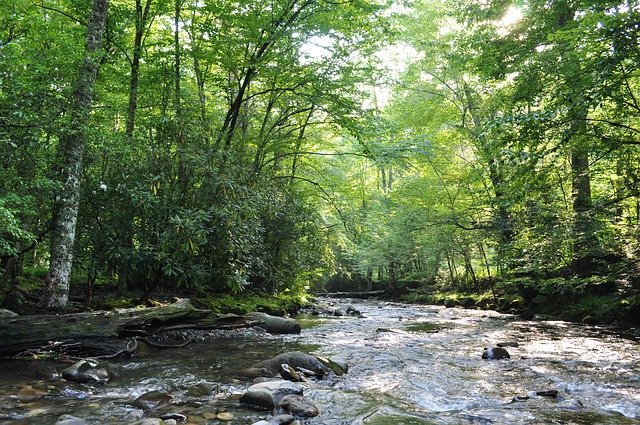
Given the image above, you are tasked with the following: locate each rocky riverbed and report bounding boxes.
[1,298,638,424]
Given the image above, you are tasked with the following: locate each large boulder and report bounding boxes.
[61,359,111,384]
[247,312,301,334]
[240,380,304,410]
[242,351,332,379]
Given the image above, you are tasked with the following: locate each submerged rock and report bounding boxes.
[131,390,172,410]
[275,394,319,418]
[55,414,86,425]
[240,379,304,410]
[61,359,111,384]
[481,347,510,360]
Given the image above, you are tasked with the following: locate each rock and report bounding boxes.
[131,419,164,425]
[536,389,559,398]
[164,420,177,425]
[0,308,18,318]
[280,364,303,382]
[216,412,234,421]
[159,412,187,421]
[55,414,87,425]
[314,355,348,376]
[131,390,172,410]
[269,414,297,424]
[61,359,111,384]
[481,347,510,360]
[240,379,304,410]
[247,312,301,334]
[275,394,319,418]
[497,341,519,347]
[346,305,362,316]
[243,351,332,378]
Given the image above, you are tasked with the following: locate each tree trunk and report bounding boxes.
[125,0,153,143]
[1,299,259,357]
[41,0,109,310]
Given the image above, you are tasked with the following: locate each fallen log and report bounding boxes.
[0,299,257,358]
[316,290,387,299]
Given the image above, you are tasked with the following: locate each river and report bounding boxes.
[0,298,638,424]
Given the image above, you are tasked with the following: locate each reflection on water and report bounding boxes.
[1,300,638,424]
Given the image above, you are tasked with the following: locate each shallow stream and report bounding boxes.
[1,299,638,424]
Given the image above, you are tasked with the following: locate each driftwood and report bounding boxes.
[0,299,258,358]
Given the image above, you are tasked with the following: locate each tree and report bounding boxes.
[40,0,110,309]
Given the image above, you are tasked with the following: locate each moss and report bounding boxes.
[193,292,307,316]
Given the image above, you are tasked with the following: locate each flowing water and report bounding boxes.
[1,299,638,424]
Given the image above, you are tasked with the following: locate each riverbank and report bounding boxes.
[400,276,640,326]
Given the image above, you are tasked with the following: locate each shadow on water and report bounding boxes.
[1,299,639,424]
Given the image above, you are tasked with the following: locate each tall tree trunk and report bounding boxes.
[41,0,109,309]
[174,0,183,146]
[125,0,153,143]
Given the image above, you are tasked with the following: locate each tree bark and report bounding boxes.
[41,0,109,309]
[125,0,154,143]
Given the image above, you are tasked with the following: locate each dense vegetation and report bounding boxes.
[1,0,639,322]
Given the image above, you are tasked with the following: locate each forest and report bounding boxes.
[1,0,639,324]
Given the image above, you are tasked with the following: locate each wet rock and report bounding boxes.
[132,390,173,410]
[248,312,301,334]
[346,305,362,316]
[240,379,304,410]
[280,364,303,382]
[481,347,510,360]
[217,412,234,421]
[314,355,348,376]
[55,414,86,425]
[131,419,164,425]
[61,359,111,384]
[159,412,187,421]
[275,394,320,418]
[536,389,559,398]
[243,351,332,378]
[497,341,519,347]
[252,416,299,425]
[164,420,177,425]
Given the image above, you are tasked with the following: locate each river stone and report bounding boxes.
[482,347,510,360]
[314,355,348,376]
[132,390,173,410]
[55,414,86,425]
[240,379,304,410]
[131,419,164,425]
[61,359,111,384]
[275,394,320,418]
[244,351,332,378]
[346,305,362,316]
[159,412,187,421]
[280,364,303,382]
[497,341,519,347]
[164,420,177,425]
[247,312,301,334]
